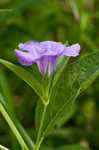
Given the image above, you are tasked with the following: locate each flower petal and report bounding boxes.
[48,56,58,75]
[40,41,65,56]
[14,41,80,76]
[63,43,80,57]
[36,56,48,75]
[14,49,35,66]
[18,41,40,52]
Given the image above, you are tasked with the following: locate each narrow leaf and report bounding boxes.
[0,69,34,149]
[0,70,14,117]
[0,102,29,150]
[0,144,10,150]
[0,59,46,104]
[0,92,34,150]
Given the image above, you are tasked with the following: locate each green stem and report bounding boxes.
[34,104,47,150]
[0,102,29,150]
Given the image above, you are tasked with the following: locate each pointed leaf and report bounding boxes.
[36,51,99,138]
[0,59,46,104]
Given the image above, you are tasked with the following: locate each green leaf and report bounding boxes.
[0,71,34,150]
[0,102,29,150]
[14,119,34,150]
[58,144,90,150]
[0,59,46,104]
[35,56,70,135]
[0,93,6,106]
[56,104,76,128]
[0,144,10,150]
[36,51,99,139]
[0,69,14,117]
[49,55,70,94]
[0,93,34,150]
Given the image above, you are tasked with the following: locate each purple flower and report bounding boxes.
[14,41,80,76]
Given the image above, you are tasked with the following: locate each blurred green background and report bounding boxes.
[0,0,99,150]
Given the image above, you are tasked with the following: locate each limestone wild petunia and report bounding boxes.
[14,41,80,75]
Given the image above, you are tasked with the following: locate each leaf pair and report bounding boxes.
[0,51,99,148]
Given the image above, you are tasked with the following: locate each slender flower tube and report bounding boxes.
[14,41,80,75]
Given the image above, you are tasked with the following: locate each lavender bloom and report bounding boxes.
[14,41,80,76]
